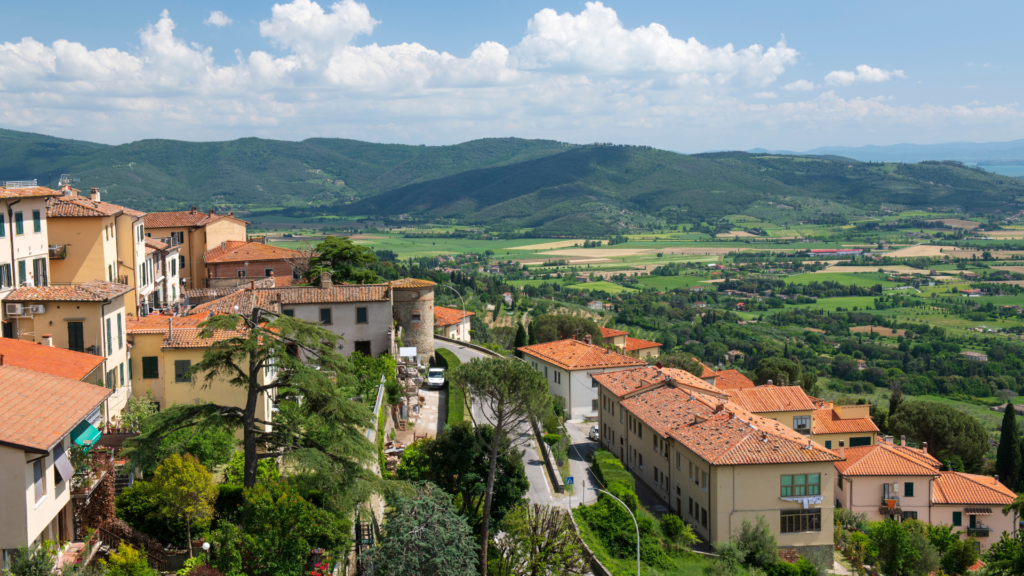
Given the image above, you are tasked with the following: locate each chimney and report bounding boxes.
[767,379,773,386]
[923,441,927,452]
[806,439,812,450]
[839,440,845,459]
[229,211,234,218]
[901,435,906,447]
[168,317,173,340]
[89,188,100,202]
[760,430,768,442]
[209,209,215,216]
[995,475,999,485]
[190,206,197,214]
[41,334,52,347]
[584,334,592,345]
[320,271,333,289]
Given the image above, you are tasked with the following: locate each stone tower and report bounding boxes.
[389,278,436,363]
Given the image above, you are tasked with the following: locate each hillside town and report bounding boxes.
[1,176,1022,576]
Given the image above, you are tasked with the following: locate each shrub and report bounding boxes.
[591,449,635,495]
[660,514,696,546]
[223,451,279,485]
[435,349,465,425]
[733,516,779,569]
[176,556,205,576]
[542,434,561,447]
[100,543,158,576]
[115,481,192,547]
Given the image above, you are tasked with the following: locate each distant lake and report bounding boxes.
[979,165,1024,178]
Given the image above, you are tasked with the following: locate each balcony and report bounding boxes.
[154,236,181,248]
[967,527,990,537]
[49,245,68,260]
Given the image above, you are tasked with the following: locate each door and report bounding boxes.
[676,498,681,517]
[68,322,84,352]
[57,507,68,543]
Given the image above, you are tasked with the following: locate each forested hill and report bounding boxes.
[0,128,1021,232]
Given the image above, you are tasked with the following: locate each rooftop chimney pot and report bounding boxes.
[41,334,52,347]
[320,271,333,289]
[584,334,592,345]
[901,435,906,447]
[191,206,197,214]
[89,188,100,202]
[839,440,845,459]
[168,317,173,340]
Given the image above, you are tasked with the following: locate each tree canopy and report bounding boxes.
[889,401,988,466]
[530,314,604,345]
[305,236,381,284]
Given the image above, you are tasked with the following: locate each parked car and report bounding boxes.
[427,367,446,388]
[588,425,599,441]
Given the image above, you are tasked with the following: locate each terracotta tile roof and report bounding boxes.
[715,369,756,391]
[731,385,816,413]
[434,306,474,326]
[811,405,879,435]
[834,443,940,477]
[518,339,648,371]
[696,359,718,379]
[127,312,212,335]
[624,336,662,351]
[8,280,133,302]
[188,285,390,316]
[600,327,629,338]
[145,237,169,251]
[0,338,104,380]
[143,208,248,229]
[0,186,61,199]
[933,471,1016,505]
[163,327,249,349]
[388,278,437,289]
[596,366,729,399]
[46,195,145,218]
[0,365,111,453]
[621,386,840,466]
[204,241,301,264]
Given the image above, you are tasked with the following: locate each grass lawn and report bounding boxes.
[636,275,708,290]
[787,272,889,288]
[566,281,640,294]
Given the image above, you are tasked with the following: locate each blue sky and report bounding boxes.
[2,0,1021,151]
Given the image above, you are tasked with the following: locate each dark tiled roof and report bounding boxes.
[8,280,133,302]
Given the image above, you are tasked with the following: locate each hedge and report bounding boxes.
[592,449,638,511]
[434,348,465,425]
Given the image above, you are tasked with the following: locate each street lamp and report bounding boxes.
[590,487,639,576]
[201,541,210,563]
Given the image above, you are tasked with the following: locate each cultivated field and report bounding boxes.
[850,325,906,337]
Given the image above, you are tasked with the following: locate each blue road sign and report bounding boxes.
[566,476,574,485]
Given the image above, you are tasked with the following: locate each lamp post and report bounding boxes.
[442,284,466,340]
[590,487,639,576]
[202,541,210,563]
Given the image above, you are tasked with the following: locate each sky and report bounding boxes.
[1,0,1022,152]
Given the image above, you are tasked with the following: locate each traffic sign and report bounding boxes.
[566,476,574,485]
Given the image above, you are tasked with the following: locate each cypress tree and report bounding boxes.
[514,322,528,358]
[527,322,538,346]
[995,401,1021,489]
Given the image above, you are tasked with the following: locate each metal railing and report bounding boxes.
[96,527,166,571]
[49,245,67,260]
[1,180,37,188]
[967,527,990,537]
[154,236,180,248]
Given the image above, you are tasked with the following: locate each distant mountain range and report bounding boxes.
[749,139,1024,165]
[1,127,1022,232]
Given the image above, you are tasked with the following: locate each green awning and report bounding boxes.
[71,421,101,452]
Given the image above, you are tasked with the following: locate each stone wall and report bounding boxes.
[393,286,434,363]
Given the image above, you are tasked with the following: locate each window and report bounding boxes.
[292,268,300,279]
[411,312,421,323]
[354,341,372,356]
[781,474,821,497]
[171,259,177,275]
[689,462,694,481]
[0,214,4,237]
[0,264,11,288]
[676,453,681,470]
[32,210,41,233]
[142,357,158,379]
[356,307,368,324]
[238,270,247,278]
[106,318,112,355]
[544,366,549,380]
[780,509,821,533]
[108,264,113,282]
[120,363,125,387]
[901,511,918,521]
[320,308,332,325]
[174,360,192,382]
[282,309,294,317]
[688,497,693,516]
[953,512,962,527]
[174,231,184,244]
[265,268,273,277]
[793,415,811,434]
[117,313,123,349]
[591,399,598,412]
[850,437,872,447]
[128,359,133,380]
[703,471,709,492]
[701,508,707,528]
[18,260,26,285]
[905,482,914,497]
[638,453,643,470]
[14,212,23,235]
[824,441,832,449]
[107,369,115,388]
[179,256,185,269]
[33,459,44,503]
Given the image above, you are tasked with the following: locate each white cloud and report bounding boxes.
[205,11,233,27]
[259,0,377,66]
[783,79,815,91]
[752,92,776,99]
[825,65,906,86]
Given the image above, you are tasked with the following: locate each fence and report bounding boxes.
[96,527,167,571]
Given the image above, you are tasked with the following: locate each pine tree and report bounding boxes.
[513,322,527,358]
[996,401,1022,490]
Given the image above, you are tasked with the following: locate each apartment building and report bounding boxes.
[3,281,133,424]
[518,336,647,419]
[45,187,148,316]
[836,437,1016,551]
[0,182,60,335]
[143,208,248,290]
[595,367,840,557]
[127,313,211,409]
[0,365,111,571]
[142,237,181,314]
[599,326,663,359]
[434,306,474,342]
[203,241,301,287]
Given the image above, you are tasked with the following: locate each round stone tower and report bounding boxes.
[389,278,436,363]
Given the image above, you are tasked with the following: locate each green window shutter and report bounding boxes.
[119,363,125,387]
[282,309,294,317]
[825,441,832,449]
[128,359,133,380]
[142,357,159,379]
[849,437,872,447]
[14,212,23,235]
[905,482,914,497]
[106,318,112,354]
[18,260,26,285]
[953,512,961,526]
[357,307,368,323]
[117,313,123,349]
[32,210,40,233]
[0,214,5,237]
[174,360,191,382]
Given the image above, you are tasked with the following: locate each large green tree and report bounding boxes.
[754,357,801,386]
[149,454,217,557]
[124,311,378,508]
[450,357,551,575]
[997,401,1022,490]
[889,401,988,466]
[362,483,478,576]
[870,519,920,576]
[530,314,604,345]
[492,503,590,576]
[305,236,381,284]
[658,353,706,379]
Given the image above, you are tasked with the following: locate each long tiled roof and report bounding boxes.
[0,365,111,453]
[696,359,718,379]
[127,312,211,335]
[0,338,104,380]
[46,195,145,218]
[434,306,474,326]
[933,471,1016,505]
[834,442,940,477]
[731,385,817,413]
[595,365,728,398]
[811,405,879,435]
[621,386,840,466]
[145,237,170,253]
[8,280,133,302]
[163,327,249,349]
[188,284,390,316]
[0,186,61,199]
[388,278,437,289]
[715,369,756,391]
[204,241,301,264]
[624,336,662,351]
[600,326,629,338]
[518,339,648,371]
[143,208,249,229]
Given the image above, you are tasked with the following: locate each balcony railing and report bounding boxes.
[154,236,180,248]
[967,527,990,537]
[49,245,67,259]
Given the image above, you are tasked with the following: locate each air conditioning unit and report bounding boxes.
[5,303,24,316]
[30,304,45,314]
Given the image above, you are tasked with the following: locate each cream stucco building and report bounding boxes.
[143,208,248,290]
[0,183,59,335]
[434,306,473,342]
